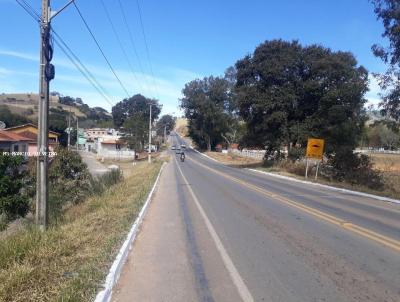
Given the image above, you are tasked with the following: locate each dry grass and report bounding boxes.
[205,151,262,167]
[0,93,86,119]
[0,161,163,302]
[175,118,188,137]
[369,153,400,199]
[369,153,400,172]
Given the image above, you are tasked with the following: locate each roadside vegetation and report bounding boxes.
[178,1,400,198]
[0,155,30,231]
[0,160,162,302]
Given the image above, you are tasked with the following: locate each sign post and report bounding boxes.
[305,138,325,180]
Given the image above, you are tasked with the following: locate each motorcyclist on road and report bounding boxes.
[180,151,185,162]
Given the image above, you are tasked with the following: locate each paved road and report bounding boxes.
[78,150,110,177]
[112,132,400,302]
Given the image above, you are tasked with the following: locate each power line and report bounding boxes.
[51,29,114,104]
[54,41,114,106]
[73,1,131,98]
[99,0,144,92]
[14,0,115,106]
[52,31,115,106]
[135,0,160,100]
[116,0,153,95]
[15,0,40,21]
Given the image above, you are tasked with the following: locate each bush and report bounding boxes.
[89,168,123,196]
[327,152,384,190]
[28,148,124,223]
[0,155,30,229]
[48,148,93,219]
[287,147,305,162]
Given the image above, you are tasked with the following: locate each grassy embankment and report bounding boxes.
[0,161,162,302]
[205,151,400,200]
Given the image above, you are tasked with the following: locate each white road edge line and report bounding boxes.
[190,146,220,163]
[94,162,167,302]
[175,158,255,302]
[248,168,400,205]
[189,145,400,205]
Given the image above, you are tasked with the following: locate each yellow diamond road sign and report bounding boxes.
[306,138,324,160]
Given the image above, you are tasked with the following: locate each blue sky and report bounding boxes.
[0,0,388,115]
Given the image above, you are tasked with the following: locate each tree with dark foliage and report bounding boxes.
[156,115,176,136]
[235,40,369,160]
[0,155,29,230]
[371,0,400,121]
[112,94,161,151]
[180,76,232,151]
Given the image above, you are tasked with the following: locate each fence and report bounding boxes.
[96,150,136,160]
[356,149,400,155]
[230,149,266,159]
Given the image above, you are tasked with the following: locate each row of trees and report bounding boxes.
[363,122,400,150]
[181,40,368,158]
[180,39,391,188]
[180,0,400,163]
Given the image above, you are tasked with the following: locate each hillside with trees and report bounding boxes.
[0,93,113,145]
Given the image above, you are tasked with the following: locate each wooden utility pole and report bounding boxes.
[36,0,52,230]
[36,0,74,230]
[148,104,152,163]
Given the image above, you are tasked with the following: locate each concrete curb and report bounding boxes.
[94,162,167,302]
[248,168,400,205]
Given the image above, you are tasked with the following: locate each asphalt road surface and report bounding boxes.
[112,132,400,302]
[78,150,109,177]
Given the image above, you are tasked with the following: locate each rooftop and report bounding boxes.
[0,130,33,142]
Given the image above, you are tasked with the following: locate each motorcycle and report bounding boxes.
[180,153,185,162]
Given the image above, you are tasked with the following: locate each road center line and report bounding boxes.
[175,158,255,302]
[190,157,400,253]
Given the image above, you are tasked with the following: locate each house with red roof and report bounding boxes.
[0,130,33,158]
[4,123,59,156]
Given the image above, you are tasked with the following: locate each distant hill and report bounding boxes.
[0,93,113,145]
[0,93,87,121]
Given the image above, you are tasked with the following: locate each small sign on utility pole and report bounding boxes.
[305,138,325,180]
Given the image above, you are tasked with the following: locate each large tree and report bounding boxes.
[112,94,161,151]
[371,0,400,121]
[156,114,176,137]
[180,76,232,151]
[235,40,369,163]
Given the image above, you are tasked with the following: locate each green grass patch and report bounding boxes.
[0,161,163,302]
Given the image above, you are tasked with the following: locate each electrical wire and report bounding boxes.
[116,0,153,95]
[73,1,131,98]
[53,38,114,107]
[15,0,40,21]
[14,0,116,106]
[99,0,144,93]
[52,30,115,106]
[135,0,160,100]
